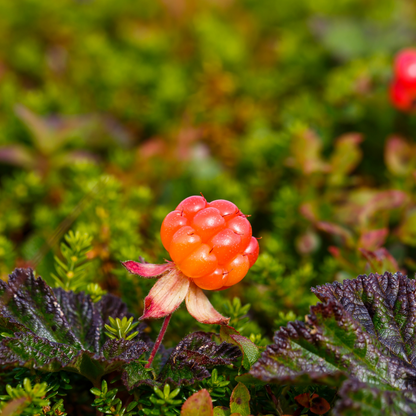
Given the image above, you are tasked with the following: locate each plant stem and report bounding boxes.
[145,314,172,368]
[266,385,283,415]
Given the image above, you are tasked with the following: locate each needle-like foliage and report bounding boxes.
[104,316,139,341]
[51,230,93,291]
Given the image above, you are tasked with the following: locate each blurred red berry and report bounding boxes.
[391,49,416,111]
[394,49,416,87]
[161,196,259,290]
[390,79,415,111]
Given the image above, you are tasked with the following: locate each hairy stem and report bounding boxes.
[145,314,172,368]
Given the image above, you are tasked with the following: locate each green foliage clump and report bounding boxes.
[139,384,182,416]
[1,0,416,413]
[91,380,138,416]
[51,230,93,291]
[0,378,67,416]
[104,316,139,341]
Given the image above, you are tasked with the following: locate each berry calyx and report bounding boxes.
[161,196,259,290]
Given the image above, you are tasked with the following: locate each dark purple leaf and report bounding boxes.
[334,379,416,416]
[158,331,241,386]
[0,269,149,385]
[251,272,416,399]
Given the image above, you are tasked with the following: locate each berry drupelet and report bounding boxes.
[161,196,259,290]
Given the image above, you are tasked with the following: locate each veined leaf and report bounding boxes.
[334,379,416,416]
[250,271,416,405]
[220,326,260,370]
[230,383,250,416]
[122,331,241,390]
[158,331,241,386]
[0,268,149,386]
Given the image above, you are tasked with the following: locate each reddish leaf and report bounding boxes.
[358,190,407,225]
[295,392,312,408]
[310,396,330,415]
[329,133,363,185]
[299,202,319,222]
[0,145,34,168]
[289,127,329,174]
[385,136,414,176]
[316,222,354,247]
[359,247,399,273]
[181,389,213,416]
[296,230,320,254]
[397,209,416,246]
[358,228,388,251]
[328,246,341,258]
[0,397,27,416]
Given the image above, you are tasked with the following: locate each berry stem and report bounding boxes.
[145,314,172,368]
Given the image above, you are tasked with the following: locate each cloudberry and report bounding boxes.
[394,49,416,87]
[390,79,415,111]
[161,196,259,290]
[391,49,416,111]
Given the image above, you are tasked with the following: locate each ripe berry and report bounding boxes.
[394,49,416,87]
[390,79,415,111]
[161,196,259,290]
[390,49,416,111]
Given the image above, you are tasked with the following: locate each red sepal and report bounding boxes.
[122,260,173,278]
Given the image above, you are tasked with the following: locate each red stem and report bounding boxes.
[145,314,172,368]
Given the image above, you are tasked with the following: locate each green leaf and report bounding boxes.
[334,379,416,416]
[213,407,231,416]
[234,373,267,386]
[126,401,138,412]
[250,272,416,401]
[90,388,101,396]
[121,360,157,390]
[159,331,241,386]
[220,326,260,370]
[230,383,250,416]
[181,389,213,416]
[0,268,149,386]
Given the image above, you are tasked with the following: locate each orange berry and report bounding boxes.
[179,244,218,278]
[169,226,202,264]
[226,216,252,248]
[225,254,250,286]
[243,237,260,267]
[161,196,259,289]
[209,228,242,265]
[160,210,188,250]
[176,196,207,219]
[208,199,240,220]
[193,267,228,290]
[192,207,226,242]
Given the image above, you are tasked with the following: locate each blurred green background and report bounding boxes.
[1,0,416,341]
